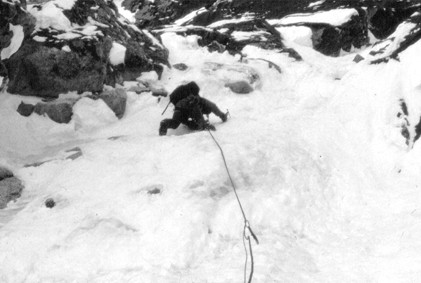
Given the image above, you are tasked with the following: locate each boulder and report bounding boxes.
[45,198,55,208]
[353,54,365,63]
[225,81,253,94]
[173,63,188,71]
[16,101,35,117]
[0,176,24,209]
[97,88,127,119]
[34,99,76,123]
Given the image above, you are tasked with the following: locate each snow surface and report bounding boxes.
[109,42,127,66]
[277,26,313,47]
[269,8,359,26]
[2,23,421,283]
[0,24,24,60]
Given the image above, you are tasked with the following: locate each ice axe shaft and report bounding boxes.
[161,101,171,115]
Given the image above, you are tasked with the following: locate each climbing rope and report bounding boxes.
[207,129,259,283]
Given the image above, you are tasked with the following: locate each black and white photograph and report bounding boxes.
[1,0,421,282]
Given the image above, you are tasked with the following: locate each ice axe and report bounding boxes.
[161,101,171,115]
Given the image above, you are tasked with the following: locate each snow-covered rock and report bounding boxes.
[155,18,302,60]
[33,99,76,124]
[270,8,368,56]
[359,12,421,64]
[95,87,128,119]
[1,0,169,98]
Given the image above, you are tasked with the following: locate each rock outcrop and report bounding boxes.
[1,0,169,98]
[137,0,420,57]
[270,8,368,56]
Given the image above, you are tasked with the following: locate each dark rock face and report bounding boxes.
[0,166,24,209]
[1,0,169,98]
[131,0,420,29]
[7,41,107,97]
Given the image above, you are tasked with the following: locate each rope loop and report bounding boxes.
[207,129,259,283]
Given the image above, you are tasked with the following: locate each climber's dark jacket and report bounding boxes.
[159,82,227,136]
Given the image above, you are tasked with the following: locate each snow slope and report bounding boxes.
[1,26,421,283]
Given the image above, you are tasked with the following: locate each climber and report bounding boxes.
[159,81,228,136]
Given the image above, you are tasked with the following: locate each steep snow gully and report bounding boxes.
[2,10,421,283]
